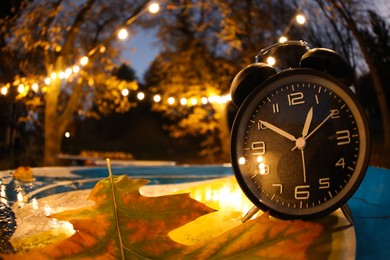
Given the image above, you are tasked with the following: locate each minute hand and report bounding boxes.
[259,120,296,141]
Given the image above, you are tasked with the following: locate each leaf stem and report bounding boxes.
[107,158,125,260]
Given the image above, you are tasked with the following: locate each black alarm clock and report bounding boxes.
[230,41,370,220]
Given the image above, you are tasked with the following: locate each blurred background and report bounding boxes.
[0,0,389,169]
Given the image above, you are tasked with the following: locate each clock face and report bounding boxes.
[231,68,370,219]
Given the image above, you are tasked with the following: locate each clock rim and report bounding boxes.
[230,68,371,220]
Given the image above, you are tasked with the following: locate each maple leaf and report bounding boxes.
[168,212,325,259]
[4,175,214,259]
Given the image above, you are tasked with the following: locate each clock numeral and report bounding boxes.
[331,109,340,119]
[294,185,310,200]
[336,130,351,145]
[319,178,330,189]
[251,141,265,155]
[257,121,268,130]
[272,184,283,194]
[335,158,346,168]
[272,103,280,113]
[288,92,305,106]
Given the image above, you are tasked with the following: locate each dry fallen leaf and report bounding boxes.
[2,175,328,259]
[12,167,34,182]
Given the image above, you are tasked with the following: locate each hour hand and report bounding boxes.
[259,120,296,141]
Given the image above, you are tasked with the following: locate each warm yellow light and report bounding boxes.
[50,72,57,79]
[167,97,175,105]
[238,157,246,165]
[296,14,306,25]
[257,156,264,163]
[80,56,89,66]
[99,46,106,53]
[65,68,72,78]
[190,97,198,105]
[65,132,70,138]
[148,2,160,14]
[117,28,128,40]
[17,84,25,93]
[137,92,145,100]
[153,94,161,102]
[201,97,208,105]
[180,97,187,105]
[58,71,65,79]
[208,96,216,103]
[44,77,51,85]
[32,83,39,92]
[1,87,7,95]
[72,65,80,73]
[17,192,23,202]
[266,56,276,66]
[121,88,129,96]
[279,36,288,43]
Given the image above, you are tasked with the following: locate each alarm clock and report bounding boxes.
[230,41,370,220]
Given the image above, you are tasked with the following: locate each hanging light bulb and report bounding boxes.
[279,36,288,43]
[137,92,145,100]
[117,28,128,40]
[153,94,161,102]
[17,84,25,94]
[32,83,39,92]
[80,56,89,66]
[1,86,7,95]
[296,14,306,25]
[121,88,129,97]
[167,97,175,105]
[266,56,276,66]
[148,2,160,14]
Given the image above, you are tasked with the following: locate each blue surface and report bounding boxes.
[348,166,390,260]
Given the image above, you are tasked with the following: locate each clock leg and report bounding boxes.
[341,203,354,225]
[242,205,260,222]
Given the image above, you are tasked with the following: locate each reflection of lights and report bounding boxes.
[266,56,276,66]
[31,198,38,210]
[137,92,145,100]
[201,97,208,105]
[117,28,128,40]
[0,185,6,197]
[167,97,175,105]
[121,88,129,97]
[279,36,288,43]
[238,157,246,165]
[65,132,70,138]
[257,156,263,163]
[58,71,65,79]
[50,72,57,79]
[148,2,160,14]
[296,14,306,25]
[44,203,52,216]
[44,77,51,85]
[259,163,269,175]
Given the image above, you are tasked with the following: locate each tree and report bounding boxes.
[144,0,299,161]
[0,0,153,165]
[311,0,390,152]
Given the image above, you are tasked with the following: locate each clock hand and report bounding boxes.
[301,149,307,183]
[292,110,335,151]
[302,107,313,138]
[259,120,296,141]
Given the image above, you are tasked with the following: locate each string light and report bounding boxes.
[65,132,70,138]
[190,97,198,105]
[121,88,129,96]
[296,14,306,25]
[153,94,161,102]
[266,56,276,66]
[44,77,51,85]
[148,2,160,14]
[279,36,288,43]
[167,97,175,105]
[117,28,129,40]
[79,56,89,66]
[17,84,25,94]
[1,86,8,95]
[137,92,145,100]
[180,97,187,105]
[32,83,39,92]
